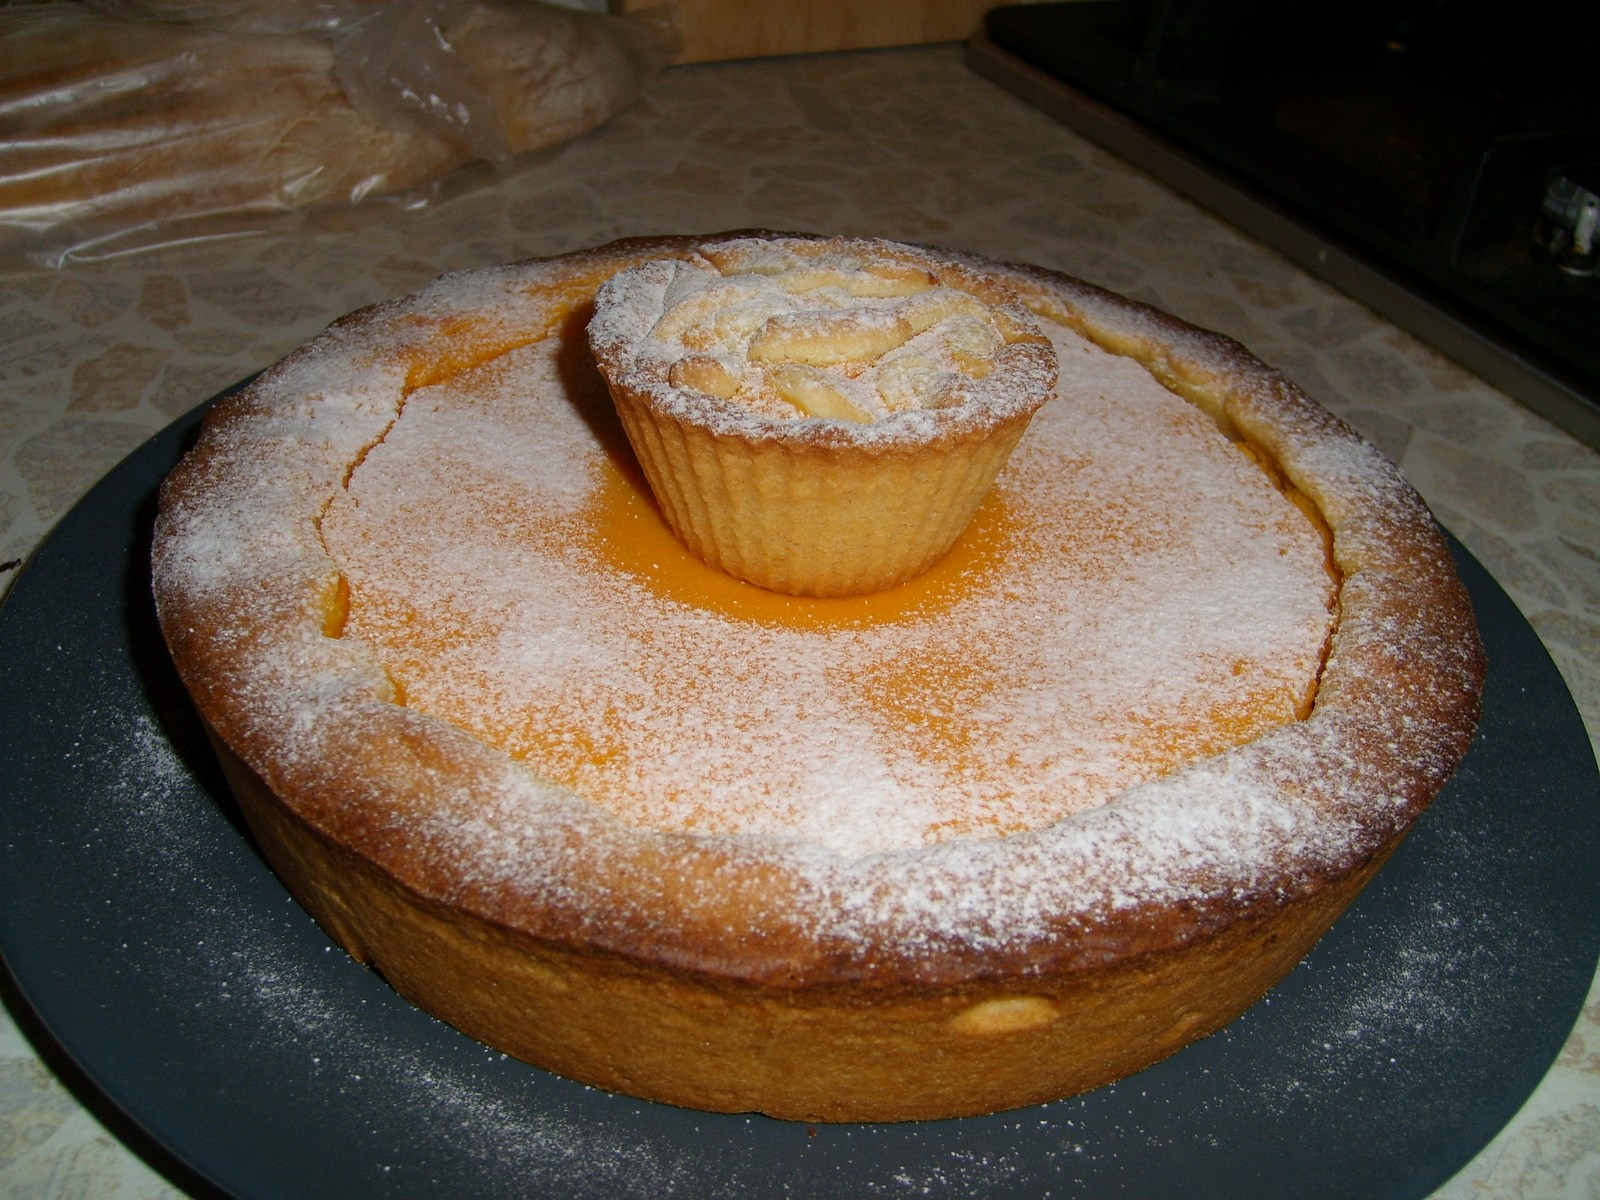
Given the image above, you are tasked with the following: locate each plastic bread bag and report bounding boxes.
[0,0,677,268]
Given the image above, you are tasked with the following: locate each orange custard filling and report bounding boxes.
[579,443,1019,630]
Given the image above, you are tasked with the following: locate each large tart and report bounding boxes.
[151,232,1485,1122]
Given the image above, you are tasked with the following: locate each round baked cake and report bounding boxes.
[151,232,1485,1122]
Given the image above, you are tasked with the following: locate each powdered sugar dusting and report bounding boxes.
[588,236,1057,443]
[320,317,1333,860]
[65,701,699,1196]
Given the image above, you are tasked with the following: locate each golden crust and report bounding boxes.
[215,719,1399,1120]
[587,236,1058,596]
[152,232,1485,1122]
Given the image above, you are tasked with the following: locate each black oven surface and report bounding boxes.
[976,1,1600,447]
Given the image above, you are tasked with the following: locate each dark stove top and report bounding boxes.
[972,0,1600,448]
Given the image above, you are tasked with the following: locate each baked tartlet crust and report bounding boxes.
[587,236,1058,596]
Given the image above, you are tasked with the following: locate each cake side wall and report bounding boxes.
[209,722,1398,1122]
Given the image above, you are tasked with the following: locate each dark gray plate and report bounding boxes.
[2,390,1597,1200]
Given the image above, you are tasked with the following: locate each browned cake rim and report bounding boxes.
[151,232,1485,993]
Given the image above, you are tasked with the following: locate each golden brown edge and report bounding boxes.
[209,716,1405,1122]
[991,260,1486,814]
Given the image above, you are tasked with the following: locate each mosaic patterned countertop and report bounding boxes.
[2,43,1596,1199]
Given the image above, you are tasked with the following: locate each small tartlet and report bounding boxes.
[587,235,1058,597]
